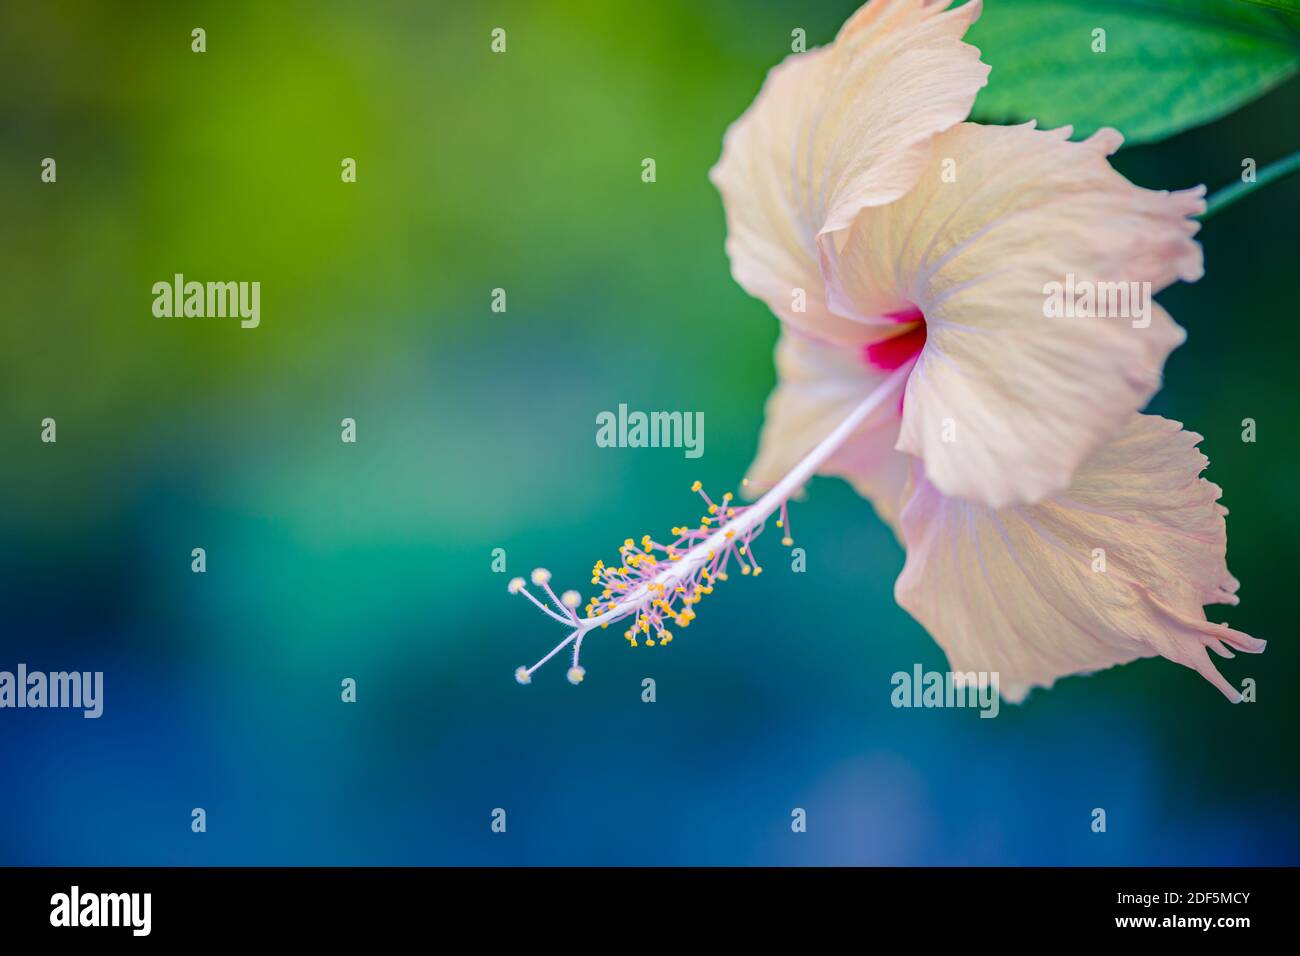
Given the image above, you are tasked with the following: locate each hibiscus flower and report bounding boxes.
[508,0,1263,701]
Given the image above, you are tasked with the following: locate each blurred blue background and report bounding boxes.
[0,0,1296,865]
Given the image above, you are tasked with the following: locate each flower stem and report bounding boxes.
[1201,149,1300,221]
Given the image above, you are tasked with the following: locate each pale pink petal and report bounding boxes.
[828,122,1206,507]
[745,331,910,536]
[895,415,1263,702]
[710,0,989,348]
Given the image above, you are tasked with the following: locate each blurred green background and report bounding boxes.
[0,0,1296,864]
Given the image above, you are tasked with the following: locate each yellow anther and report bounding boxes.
[741,565,751,575]
[723,492,733,502]
[782,537,794,547]
[709,504,718,514]
[691,480,702,492]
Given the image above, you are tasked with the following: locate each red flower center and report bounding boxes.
[863,307,926,371]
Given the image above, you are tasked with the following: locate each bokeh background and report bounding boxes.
[1,0,1297,865]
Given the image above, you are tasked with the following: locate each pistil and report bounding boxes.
[510,362,913,684]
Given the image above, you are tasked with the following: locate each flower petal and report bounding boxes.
[828,122,1205,507]
[710,0,989,348]
[894,414,1263,702]
[745,331,910,536]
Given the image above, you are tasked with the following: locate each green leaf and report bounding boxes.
[965,0,1300,145]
